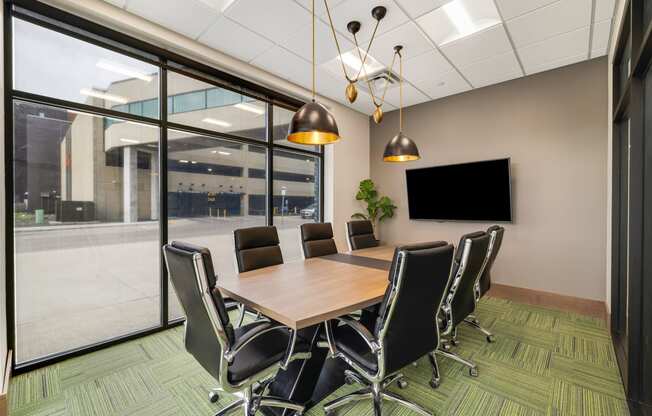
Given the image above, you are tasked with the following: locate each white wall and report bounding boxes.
[38,0,370,248]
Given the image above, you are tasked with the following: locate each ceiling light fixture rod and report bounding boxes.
[312,0,316,101]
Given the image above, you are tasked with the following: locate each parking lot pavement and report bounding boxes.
[14,215,312,363]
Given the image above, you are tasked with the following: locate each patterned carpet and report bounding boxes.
[8,297,628,416]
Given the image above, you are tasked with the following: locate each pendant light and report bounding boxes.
[383,46,420,162]
[324,1,386,104]
[287,0,340,145]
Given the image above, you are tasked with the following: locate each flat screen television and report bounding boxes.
[406,158,512,222]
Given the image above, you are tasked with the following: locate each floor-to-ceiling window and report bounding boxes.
[6,2,322,369]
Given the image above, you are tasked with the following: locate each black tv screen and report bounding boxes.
[406,158,512,222]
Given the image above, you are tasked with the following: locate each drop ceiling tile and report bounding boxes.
[278,18,354,65]
[526,53,586,75]
[326,0,410,43]
[199,16,274,62]
[594,0,616,22]
[393,0,451,19]
[460,50,522,88]
[402,50,454,84]
[591,19,612,52]
[518,26,589,73]
[294,0,347,17]
[315,68,349,102]
[223,0,310,42]
[383,82,430,107]
[126,0,220,39]
[416,0,502,46]
[251,46,312,88]
[366,23,434,66]
[506,0,591,47]
[418,70,471,100]
[349,90,379,113]
[495,0,558,21]
[440,24,512,68]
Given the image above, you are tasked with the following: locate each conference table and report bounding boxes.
[217,245,396,415]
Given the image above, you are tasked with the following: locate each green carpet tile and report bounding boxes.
[8,298,629,416]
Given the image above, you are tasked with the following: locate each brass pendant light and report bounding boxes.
[324,1,386,104]
[287,0,340,145]
[383,45,420,162]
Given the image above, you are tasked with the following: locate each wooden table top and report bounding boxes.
[217,246,397,329]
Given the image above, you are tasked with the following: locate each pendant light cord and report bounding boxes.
[312,0,316,102]
[399,50,403,132]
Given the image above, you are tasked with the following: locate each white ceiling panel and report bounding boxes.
[366,23,434,65]
[518,26,589,74]
[419,70,471,99]
[402,50,454,84]
[460,50,522,88]
[526,53,585,75]
[104,0,126,7]
[506,0,592,47]
[278,18,354,64]
[440,24,512,68]
[126,0,220,39]
[199,16,274,62]
[383,82,430,108]
[494,0,558,21]
[326,0,410,43]
[251,46,312,88]
[591,19,612,54]
[594,0,617,22]
[223,0,310,42]
[393,0,451,19]
[294,0,347,17]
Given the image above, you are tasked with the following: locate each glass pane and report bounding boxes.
[273,150,320,263]
[13,19,159,118]
[167,130,267,320]
[168,71,267,141]
[273,106,319,151]
[12,100,161,363]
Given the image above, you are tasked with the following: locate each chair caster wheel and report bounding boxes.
[397,379,408,389]
[429,379,440,389]
[450,339,459,346]
[469,367,479,377]
[486,335,495,343]
[208,391,220,403]
[344,375,356,385]
[443,343,452,351]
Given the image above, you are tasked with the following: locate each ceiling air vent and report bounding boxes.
[357,69,401,95]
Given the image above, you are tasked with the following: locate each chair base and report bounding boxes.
[323,373,432,416]
[213,385,305,416]
[464,315,495,343]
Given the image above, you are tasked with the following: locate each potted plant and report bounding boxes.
[352,179,397,239]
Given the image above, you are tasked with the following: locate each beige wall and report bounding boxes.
[370,58,609,301]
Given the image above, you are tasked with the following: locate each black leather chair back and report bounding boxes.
[234,226,284,272]
[163,242,234,381]
[375,242,454,375]
[479,225,505,296]
[450,232,490,326]
[300,223,338,258]
[346,220,379,250]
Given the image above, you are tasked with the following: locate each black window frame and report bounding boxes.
[4,0,325,373]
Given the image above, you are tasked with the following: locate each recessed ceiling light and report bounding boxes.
[202,117,232,127]
[218,151,231,156]
[234,102,265,115]
[338,48,385,76]
[191,161,198,164]
[179,160,189,163]
[80,88,128,104]
[119,138,140,144]
[96,59,153,82]
[418,0,501,46]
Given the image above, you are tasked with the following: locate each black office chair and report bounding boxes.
[432,232,491,383]
[323,242,455,416]
[163,241,311,416]
[300,223,338,259]
[346,220,380,251]
[477,225,505,298]
[234,226,284,273]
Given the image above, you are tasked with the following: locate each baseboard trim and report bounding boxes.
[487,283,607,320]
[0,350,12,416]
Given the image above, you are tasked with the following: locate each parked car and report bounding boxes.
[300,204,317,219]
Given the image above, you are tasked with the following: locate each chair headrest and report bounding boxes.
[234,226,280,250]
[455,231,488,262]
[487,225,505,234]
[170,240,216,286]
[301,223,334,241]
[347,220,374,236]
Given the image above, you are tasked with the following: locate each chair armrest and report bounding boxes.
[225,322,289,362]
[325,315,380,355]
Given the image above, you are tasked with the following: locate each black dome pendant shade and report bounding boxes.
[383,132,420,162]
[287,101,340,145]
[287,0,340,145]
[383,45,420,162]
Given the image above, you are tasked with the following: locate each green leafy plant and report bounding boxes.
[352,179,397,230]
